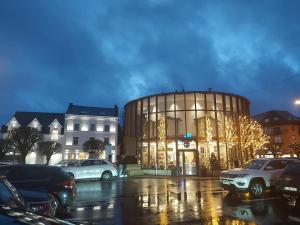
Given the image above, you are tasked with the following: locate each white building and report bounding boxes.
[63,103,119,162]
[1,103,119,164]
[2,112,65,164]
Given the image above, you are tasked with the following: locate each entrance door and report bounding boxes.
[178,151,197,175]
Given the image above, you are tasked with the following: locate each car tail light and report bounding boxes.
[57,179,75,189]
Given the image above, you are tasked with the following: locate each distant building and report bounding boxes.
[1,103,119,164]
[253,110,300,154]
[2,112,65,164]
[64,103,119,162]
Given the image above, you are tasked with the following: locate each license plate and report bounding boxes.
[283,187,297,192]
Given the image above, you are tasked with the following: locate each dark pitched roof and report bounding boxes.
[253,110,300,125]
[66,103,118,117]
[13,112,65,127]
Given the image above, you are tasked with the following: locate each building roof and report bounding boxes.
[1,112,65,134]
[13,112,65,127]
[253,110,300,125]
[66,103,118,117]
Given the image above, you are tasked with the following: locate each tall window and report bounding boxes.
[104,125,110,132]
[51,130,59,141]
[73,137,79,145]
[104,137,109,145]
[90,124,96,131]
[74,123,80,131]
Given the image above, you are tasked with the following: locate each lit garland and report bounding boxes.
[206,115,213,144]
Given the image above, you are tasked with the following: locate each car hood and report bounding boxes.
[19,190,51,203]
[221,168,255,174]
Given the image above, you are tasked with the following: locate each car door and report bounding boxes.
[264,160,288,186]
[79,160,96,179]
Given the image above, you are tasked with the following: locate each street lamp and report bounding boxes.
[295,99,300,105]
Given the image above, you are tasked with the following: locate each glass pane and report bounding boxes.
[143,98,148,114]
[137,101,141,140]
[232,96,237,112]
[131,102,136,136]
[142,107,148,140]
[196,111,206,139]
[225,96,231,111]
[149,142,156,169]
[179,151,184,175]
[167,141,176,169]
[185,93,195,111]
[166,94,175,111]
[195,93,205,110]
[166,112,176,139]
[150,96,156,113]
[176,111,186,138]
[206,93,214,110]
[216,94,223,111]
[185,152,197,175]
[157,96,165,112]
[175,94,184,111]
[149,113,156,139]
[186,111,197,138]
[142,142,148,168]
[157,113,166,170]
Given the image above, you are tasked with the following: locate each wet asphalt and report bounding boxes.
[58,177,300,225]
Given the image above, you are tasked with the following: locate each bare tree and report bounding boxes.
[37,141,61,165]
[0,139,12,160]
[265,143,282,158]
[9,127,42,164]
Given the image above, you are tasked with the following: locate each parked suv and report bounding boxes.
[62,159,118,181]
[220,158,298,197]
[0,165,76,208]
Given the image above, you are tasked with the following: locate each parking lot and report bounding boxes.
[57,177,300,225]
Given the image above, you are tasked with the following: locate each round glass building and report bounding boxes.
[124,91,250,176]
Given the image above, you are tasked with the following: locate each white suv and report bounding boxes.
[62,159,118,181]
[220,158,298,197]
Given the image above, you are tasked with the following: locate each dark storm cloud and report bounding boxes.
[0,0,300,125]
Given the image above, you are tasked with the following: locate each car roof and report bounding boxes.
[0,164,61,170]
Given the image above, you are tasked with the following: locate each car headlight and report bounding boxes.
[237,174,249,178]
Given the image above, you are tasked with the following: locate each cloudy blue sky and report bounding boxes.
[0,0,299,125]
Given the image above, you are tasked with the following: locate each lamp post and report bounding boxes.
[294,99,300,105]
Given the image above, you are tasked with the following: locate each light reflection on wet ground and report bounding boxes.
[59,178,300,225]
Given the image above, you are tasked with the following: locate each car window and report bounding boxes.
[0,168,11,176]
[242,159,267,170]
[284,163,300,174]
[81,160,94,167]
[10,167,50,181]
[99,160,108,165]
[264,160,287,170]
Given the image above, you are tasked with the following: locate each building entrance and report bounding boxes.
[178,150,197,175]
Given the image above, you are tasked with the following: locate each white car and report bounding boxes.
[61,159,118,181]
[220,158,298,197]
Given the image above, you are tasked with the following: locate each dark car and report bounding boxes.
[0,165,76,208]
[0,177,57,216]
[276,161,300,200]
[0,205,75,225]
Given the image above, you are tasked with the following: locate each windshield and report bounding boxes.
[242,159,268,170]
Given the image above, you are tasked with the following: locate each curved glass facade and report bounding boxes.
[124,91,250,175]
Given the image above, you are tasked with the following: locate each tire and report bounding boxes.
[249,180,265,198]
[101,171,112,181]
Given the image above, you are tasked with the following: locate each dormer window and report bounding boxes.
[265,118,270,123]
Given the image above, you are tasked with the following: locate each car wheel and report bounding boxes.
[102,171,112,181]
[250,181,264,198]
